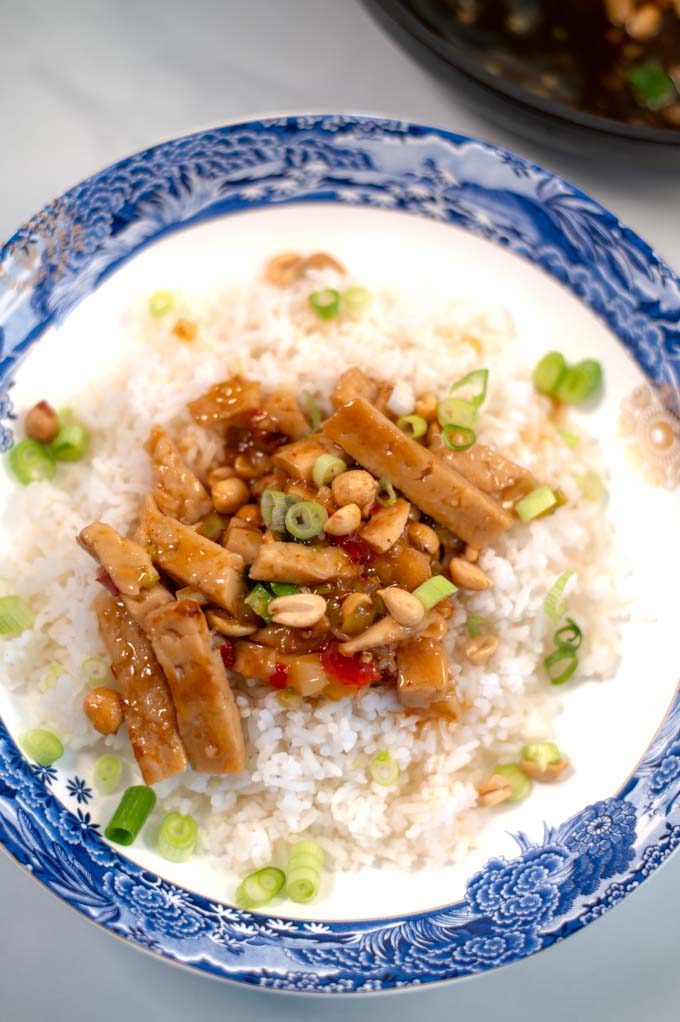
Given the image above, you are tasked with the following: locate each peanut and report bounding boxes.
[268,593,327,628]
[25,400,59,443]
[448,557,493,590]
[83,687,123,735]
[464,634,499,665]
[324,503,361,536]
[331,470,378,511]
[211,477,250,514]
[407,521,440,557]
[476,774,512,807]
[377,587,425,628]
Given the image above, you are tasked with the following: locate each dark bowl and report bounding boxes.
[368,0,680,151]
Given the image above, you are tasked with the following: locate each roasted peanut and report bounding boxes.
[268,593,327,628]
[464,634,499,665]
[303,252,346,275]
[211,476,250,514]
[207,464,236,487]
[234,451,271,480]
[172,318,197,342]
[520,758,569,782]
[626,4,661,39]
[25,401,59,443]
[414,393,438,421]
[331,470,378,511]
[463,545,480,563]
[448,557,493,590]
[378,587,425,628]
[83,687,123,735]
[235,503,263,527]
[476,774,512,807]
[266,252,303,286]
[324,503,362,536]
[407,521,440,557]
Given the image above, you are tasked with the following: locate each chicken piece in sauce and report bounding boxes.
[95,591,187,784]
[79,522,158,597]
[146,599,246,774]
[146,426,213,524]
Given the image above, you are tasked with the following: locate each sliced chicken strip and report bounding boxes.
[79,522,158,597]
[146,426,213,524]
[146,599,246,774]
[94,590,187,784]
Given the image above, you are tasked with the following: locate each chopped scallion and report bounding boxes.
[376,477,397,506]
[200,511,227,542]
[157,812,198,863]
[285,501,327,540]
[494,763,531,802]
[270,583,300,597]
[412,575,457,611]
[396,414,427,440]
[303,390,322,432]
[312,453,346,488]
[8,439,56,485]
[286,840,324,904]
[521,742,561,773]
[50,423,90,462]
[369,750,400,786]
[544,570,574,623]
[40,663,66,691]
[515,486,557,522]
[442,424,476,451]
[627,59,676,110]
[93,754,123,795]
[450,368,489,408]
[437,396,478,429]
[148,289,175,318]
[289,839,324,867]
[245,583,273,622]
[236,866,286,909]
[81,656,111,687]
[558,429,580,449]
[554,617,582,651]
[105,785,156,846]
[532,352,567,396]
[0,595,34,636]
[260,489,297,531]
[467,614,484,638]
[577,471,605,501]
[544,645,579,686]
[21,728,64,766]
[308,288,341,320]
[341,286,371,312]
[555,360,602,405]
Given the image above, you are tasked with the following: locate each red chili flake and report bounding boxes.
[219,641,236,670]
[95,573,120,596]
[369,502,381,517]
[269,662,289,689]
[321,641,381,688]
[327,532,374,565]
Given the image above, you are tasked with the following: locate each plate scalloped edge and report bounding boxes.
[1,114,680,993]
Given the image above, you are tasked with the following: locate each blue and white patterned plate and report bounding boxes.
[1,115,680,993]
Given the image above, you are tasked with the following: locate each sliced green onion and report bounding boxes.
[308,288,341,320]
[521,742,562,773]
[21,729,64,766]
[544,570,574,623]
[40,663,66,690]
[341,286,371,312]
[270,582,300,597]
[148,289,175,318]
[236,866,286,909]
[277,689,303,709]
[544,646,579,686]
[369,750,400,786]
[312,453,346,488]
[81,656,111,687]
[515,486,557,522]
[245,583,273,622]
[286,866,321,903]
[285,501,327,540]
[442,424,476,451]
[396,414,427,440]
[200,511,227,542]
[467,614,484,638]
[139,569,159,589]
[157,812,198,863]
[376,477,397,507]
[555,360,602,405]
[289,839,324,867]
[577,471,605,501]
[303,390,322,432]
[0,595,34,636]
[412,575,457,611]
[8,439,56,484]
[50,423,90,462]
[494,763,531,802]
[554,617,582,651]
[437,396,478,429]
[450,368,489,408]
[105,785,157,846]
[558,429,580,449]
[532,352,567,396]
[627,59,675,110]
[260,489,297,531]
[93,754,123,795]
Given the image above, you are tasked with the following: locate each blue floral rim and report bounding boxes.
[1,115,680,993]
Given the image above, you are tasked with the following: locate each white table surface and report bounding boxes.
[2,1,679,1018]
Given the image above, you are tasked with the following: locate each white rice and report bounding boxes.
[0,266,622,872]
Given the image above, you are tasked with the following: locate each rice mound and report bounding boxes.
[0,267,621,872]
